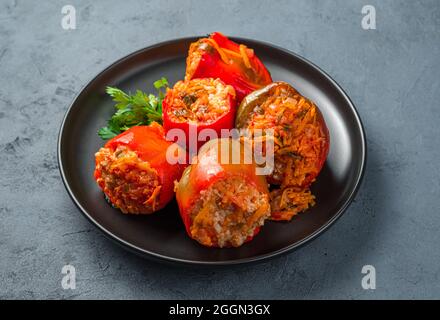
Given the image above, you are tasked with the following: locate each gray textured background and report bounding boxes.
[1,0,439,299]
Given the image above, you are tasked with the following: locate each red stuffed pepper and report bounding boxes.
[94,123,186,214]
[235,82,330,221]
[162,78,236,152]
[175,138,271,248]
[185,32,272,102]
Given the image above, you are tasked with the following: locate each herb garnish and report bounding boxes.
[98,77,169,139]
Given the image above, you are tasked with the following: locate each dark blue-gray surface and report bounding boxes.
[0,0,439,299]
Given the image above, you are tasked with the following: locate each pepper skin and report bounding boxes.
[175,138,271,247]
[185,32,273,102]
[235,82,330,221]
[162,78,236,152]
[236,81,330,188]
[94,123,187,213]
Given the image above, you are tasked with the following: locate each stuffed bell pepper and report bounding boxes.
[236,82,330,221]
[163,78,236,152]
[175,138,271,247]
[185,32,272,102]
[94,123,186,214]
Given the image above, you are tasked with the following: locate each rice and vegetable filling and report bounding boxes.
[95,145,161,214]
[189,177,270,248]
[236,82,329,221]
[165,78,234,124]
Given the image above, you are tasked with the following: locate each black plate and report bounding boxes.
[58,36,366,265]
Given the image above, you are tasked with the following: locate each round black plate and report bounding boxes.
[58,36,366,265]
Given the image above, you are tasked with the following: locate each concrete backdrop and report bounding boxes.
[0,0,439,299]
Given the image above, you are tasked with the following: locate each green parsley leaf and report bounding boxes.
[98,127,119,139]
[98,77,169,140]
[153,77,169,89]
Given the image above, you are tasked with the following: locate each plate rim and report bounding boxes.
[57,36,367,266]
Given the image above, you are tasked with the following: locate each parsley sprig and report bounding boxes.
[98,77,169,139]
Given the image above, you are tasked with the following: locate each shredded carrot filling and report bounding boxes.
[201,38,254,70]
[203,38,232,65]
[270,187,315,221]
[222,48,242,58]
[189,177,270,247]
[243,85,328,221]
[239,44,252,69]
[144,185,162,211]
[94,146,161,214]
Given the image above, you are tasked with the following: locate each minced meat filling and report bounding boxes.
[95,145,161,214]
[189,177,270,247]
